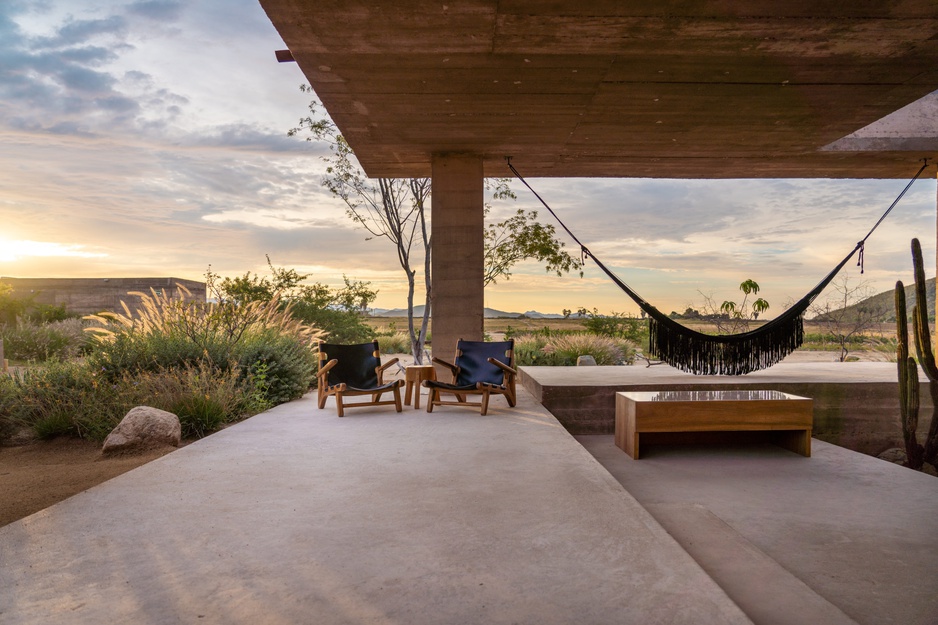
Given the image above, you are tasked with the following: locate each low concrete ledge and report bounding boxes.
[520,362,932,456]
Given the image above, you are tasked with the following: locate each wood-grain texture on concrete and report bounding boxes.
[260,1,938,178]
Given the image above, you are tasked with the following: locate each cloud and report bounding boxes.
[33,15,127,48]
[127,1,183,21]
[0,1,191,138]
[185,123,321,153]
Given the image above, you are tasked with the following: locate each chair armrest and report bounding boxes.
[376,357,400,374]
[376,357,399,383]
[488,358,517,377]
[318,359,338,381]
[431,356,458,375]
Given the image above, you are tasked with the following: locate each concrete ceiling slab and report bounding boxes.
[260,1,938,178]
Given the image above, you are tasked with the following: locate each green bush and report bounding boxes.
[513,332,636,366]
[513,333,552,365]
[10,360,133,440]
[85,290,322,396]
[130,363,253,438]
[582,311,648,343]
[375,331,412,354]
[289,301,375,344]
[7,359,275,443]
[0,374,21,441]
[1,288,324,444]
[235,332,318,404]
[0,318,90,362]
[27,303,74,324]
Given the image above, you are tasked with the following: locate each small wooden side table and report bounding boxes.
[404,364,436,409]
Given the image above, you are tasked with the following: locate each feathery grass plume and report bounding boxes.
[0,317,90,362]
[374,331,412,354]
[84,283,323,403]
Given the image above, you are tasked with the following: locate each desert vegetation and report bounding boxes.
[1,267,915,448]
[1,284,320,444]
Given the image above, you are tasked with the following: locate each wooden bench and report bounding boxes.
[615,390,813,459]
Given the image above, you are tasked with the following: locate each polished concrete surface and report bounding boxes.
[578,436,938,625]
[4,368,936,625]
[0,389,750,625]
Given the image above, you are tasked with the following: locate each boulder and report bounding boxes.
[103,406,181,456]
[877,448,907,465]
[576,355,597,366]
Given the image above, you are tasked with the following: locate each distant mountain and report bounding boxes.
[520,310,566,319]
[371,305,565,319]
[810,277,935,323]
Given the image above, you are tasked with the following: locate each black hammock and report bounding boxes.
[507,159,929,376]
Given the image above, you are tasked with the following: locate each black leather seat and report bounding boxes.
[317,341,403,417]
[424,339,517,415]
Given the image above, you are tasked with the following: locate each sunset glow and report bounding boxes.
[0,239,106,263]
[0,1,934,316]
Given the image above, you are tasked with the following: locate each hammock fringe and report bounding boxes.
[648,314,804,376]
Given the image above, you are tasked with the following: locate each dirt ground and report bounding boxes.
[0,438,177,527]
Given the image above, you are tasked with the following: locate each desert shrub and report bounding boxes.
[9,359,272,443]
[85,288,322,399]
[582,311,648,343]
[0,318,90,362]
[504,325,579,341]
[5,287,322,443]
[11,360,134,441]
[513,332,637,366]
[288,301,375,344]
[0,374,21,441]
[129,363,256,438]
[375,331,411,354]
[26,303,74,324]
[513,334,552,365]
[235,332,318,404]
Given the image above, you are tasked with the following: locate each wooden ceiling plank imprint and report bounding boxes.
[260,0,938,179]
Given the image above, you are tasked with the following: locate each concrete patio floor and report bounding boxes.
[1,388,749,625]
[2,366,937,624]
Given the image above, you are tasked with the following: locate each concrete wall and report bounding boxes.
[520,369,934,457]
[0,277,206,316]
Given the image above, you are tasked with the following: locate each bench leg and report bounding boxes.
[777,429,811,457]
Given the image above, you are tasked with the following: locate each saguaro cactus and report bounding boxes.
[895,238,938,470]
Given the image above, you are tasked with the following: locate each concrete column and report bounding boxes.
[431,153,485,366]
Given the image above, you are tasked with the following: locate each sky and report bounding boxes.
[1,0,936,318]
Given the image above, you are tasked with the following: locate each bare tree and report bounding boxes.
[290,94,432,362]
[290,88,582,361]
[809,273,886,362]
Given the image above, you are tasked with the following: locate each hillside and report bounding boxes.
[812,277,935,323]
[374,305,565,319]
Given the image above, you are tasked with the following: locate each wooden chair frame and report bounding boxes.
[317,341,403,417]
[425,340,517,416]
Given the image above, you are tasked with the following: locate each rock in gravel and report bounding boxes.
[102,406,181,456]
[877,447,907,465]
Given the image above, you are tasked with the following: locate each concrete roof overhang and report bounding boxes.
[260,1,938,179]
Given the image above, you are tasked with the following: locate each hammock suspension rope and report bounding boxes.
[506,158,930,375]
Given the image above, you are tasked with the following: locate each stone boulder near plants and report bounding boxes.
[102,406,181,456]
